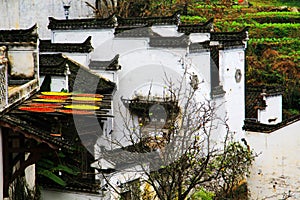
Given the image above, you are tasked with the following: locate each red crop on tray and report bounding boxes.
[19,107,56,113]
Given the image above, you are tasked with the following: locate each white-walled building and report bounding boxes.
[34,14,250,199]
[245,115,300,199]
[45,14,248,145]
[1,2,299,199]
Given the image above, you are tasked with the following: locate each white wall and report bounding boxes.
[151,25,182,37]
[25,153,35,190]
[91,70,116,83]
[52,29,114,50]
[0,0,95,39]
[105,48,209,149]
[92,38,149,61]
[64,53,90,67]
[188,52,211,95]
[8,50,35,79]
[246,120,300,199]
[189,33,210,43]
[219,49,245,139]
[51,76,66,92]
[41,189,105,200]
[258,95,282,124]
[97,164,149,200]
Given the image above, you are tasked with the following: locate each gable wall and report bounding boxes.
[246,121,300,199]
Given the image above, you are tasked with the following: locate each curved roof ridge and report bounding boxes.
[48,16,116,30]
[0,24,38,43]
[39,36,93,53]
[178,18,214,33]
[244,115,300,133]
[211,26,249,41]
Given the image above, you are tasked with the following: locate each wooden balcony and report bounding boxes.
[0,46,39,112]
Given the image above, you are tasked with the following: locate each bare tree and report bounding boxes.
[95,69,255,200]
[86,0,151,18]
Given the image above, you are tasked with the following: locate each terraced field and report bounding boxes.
[181,1,300,118]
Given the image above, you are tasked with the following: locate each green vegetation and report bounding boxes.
[178,0,300,119]
[37,151,80,187]
[191,188,215,200]
[250,0,300,7]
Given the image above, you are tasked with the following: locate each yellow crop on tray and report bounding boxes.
[32,99,66,103]
[64,104,100,110]
[71,97,102,101]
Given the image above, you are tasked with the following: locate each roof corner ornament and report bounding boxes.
[0,46,8,65]
[174,10,181,26]
[62,0,71,20]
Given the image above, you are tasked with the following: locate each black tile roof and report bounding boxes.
[39,54,116,94]
[243,114,300,133]
[149,34,189,48]
[114,26,160,37]
[178,18,214,34]
[48,15,116,30]
[95,146,160,170]
[0,114,73,150]
[210,26,249,41]
[39,36,93,53]
[189,41,210,53]
[48,12,180,31]
[39,53,67,75]
[89,54,121,71]
[0,24,38,45]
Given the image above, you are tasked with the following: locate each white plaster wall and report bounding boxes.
[91,70,116,83]
[211,96,228,143]
[258,95,282,124]
[51,76,66,92]
[0,0,95,39]
[107,49,209,149]
[52,29,114,49]
[188,52,211,95]
[246,120,300,199]
[92,38,149,61]
[0,128,3,200]
[189,33,210,43]
[151,25,182,37]
[41,189,105,200]
[219,49,245,139]
[8,51,35,78]
[99,164,149,200]
[25,153,35,190]
[64,53,90,67]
